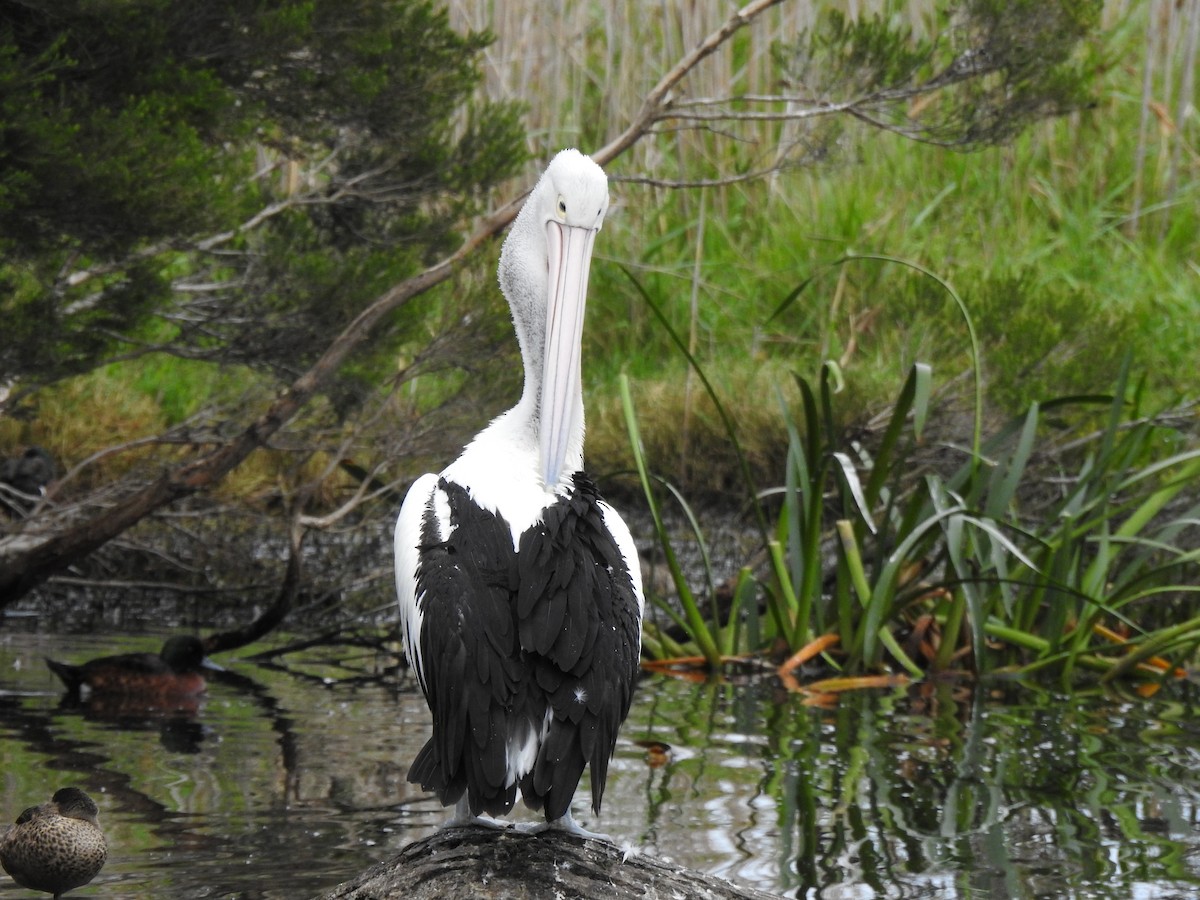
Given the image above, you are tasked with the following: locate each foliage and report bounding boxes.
[625,254,1200,685]
[0,0,526,394]
[581,1,1196,496]
[773,0,1101,148]
[4,0,1197,626]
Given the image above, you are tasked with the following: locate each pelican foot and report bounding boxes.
[443,798,514,831]
[519,810,612,842]
[445,814,514,830]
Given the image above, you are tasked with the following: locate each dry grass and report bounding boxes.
[0,372,169,491]
[447,1,941,184]
[446,0,1196,259]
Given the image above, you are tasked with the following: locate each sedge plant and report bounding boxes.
[622,260,1200,687]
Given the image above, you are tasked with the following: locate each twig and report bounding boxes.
[591,0,788,168]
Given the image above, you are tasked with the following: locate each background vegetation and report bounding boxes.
[545,0,1197,493]
[1,1,1197,685]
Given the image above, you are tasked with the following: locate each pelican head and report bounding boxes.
[499,149,609,490]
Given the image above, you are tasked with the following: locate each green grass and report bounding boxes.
[564,0,1197,491]
[14,3,1195,501]
[585,95,1198,486]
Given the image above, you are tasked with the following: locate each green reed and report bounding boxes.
[623,256,1200,684]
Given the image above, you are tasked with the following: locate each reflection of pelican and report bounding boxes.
[0,787,107,898]
[395,150,644,835]
[46,636,221,702]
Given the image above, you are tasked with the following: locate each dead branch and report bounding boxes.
[204,517,305,654]
[0,0,789,606]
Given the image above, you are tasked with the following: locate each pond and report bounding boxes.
[2,625,1200,899]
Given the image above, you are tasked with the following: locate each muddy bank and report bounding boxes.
[2,493,763,641]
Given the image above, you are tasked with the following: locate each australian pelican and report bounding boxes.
[395,149,644,834]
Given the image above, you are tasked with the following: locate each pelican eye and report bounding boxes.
[557,196,567,218]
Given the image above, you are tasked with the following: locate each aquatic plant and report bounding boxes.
[623,262,1200,687]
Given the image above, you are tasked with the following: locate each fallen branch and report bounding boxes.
[316,826,781,900]
[204,517,306,655]
[0,0,788,606]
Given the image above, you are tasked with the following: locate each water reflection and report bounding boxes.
[2,628,1200,898]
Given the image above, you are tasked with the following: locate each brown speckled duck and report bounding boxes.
[0,788,107,898]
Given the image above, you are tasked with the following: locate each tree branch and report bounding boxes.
[0,0,789,605]
[591,0,788,168]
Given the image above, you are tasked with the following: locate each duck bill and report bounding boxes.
[540,220,598,488]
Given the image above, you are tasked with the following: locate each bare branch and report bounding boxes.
[660,99,863,123]
[0,0,790,605]
[640,50,1006,149]
[591,0,789,167]
[613,166,804,189]
[56,148,344,296]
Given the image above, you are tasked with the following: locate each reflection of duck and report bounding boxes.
[0,787,107,898]
[0,446,55,514]
[46,636,220,700]
[56,688,210,753]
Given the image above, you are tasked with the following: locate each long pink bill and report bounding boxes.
[539,219,598,489]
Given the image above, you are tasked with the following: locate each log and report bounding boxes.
[316,825,782,900]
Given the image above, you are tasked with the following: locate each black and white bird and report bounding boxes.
[395,149,643,836]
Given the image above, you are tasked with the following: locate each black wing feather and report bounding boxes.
[516,473,641,819]
[407,472,640,822]
[407,479,526,817]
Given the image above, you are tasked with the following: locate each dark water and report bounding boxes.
[2,627,1200,899]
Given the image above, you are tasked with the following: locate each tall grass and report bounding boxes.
[623,294,1200,683]
[446,0,1199,496]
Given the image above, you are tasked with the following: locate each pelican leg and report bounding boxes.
[446,795,473,826]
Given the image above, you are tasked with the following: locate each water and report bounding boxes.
[2,627,1200,898]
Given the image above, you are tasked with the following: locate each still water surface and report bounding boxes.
[2,626,1200,898]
